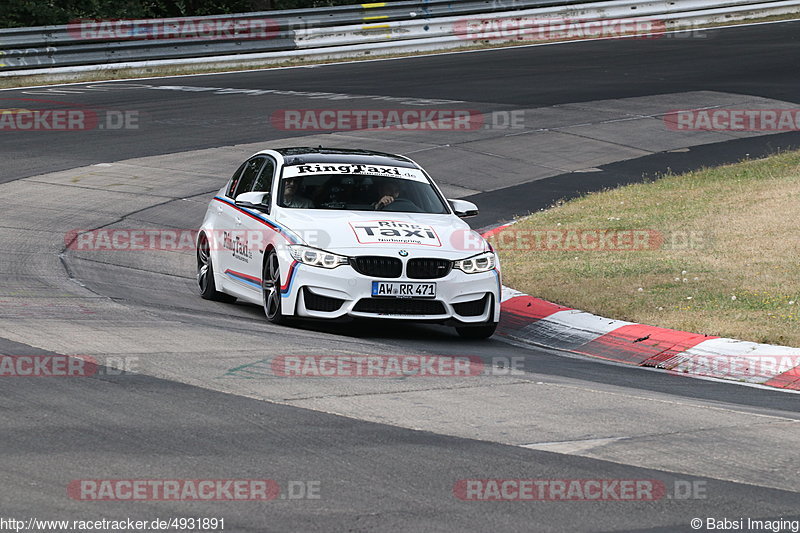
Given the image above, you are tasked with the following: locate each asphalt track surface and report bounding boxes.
[3,20,800,185]
[1,20,800,532]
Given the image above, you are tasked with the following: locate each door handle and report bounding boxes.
[235,216,242,225]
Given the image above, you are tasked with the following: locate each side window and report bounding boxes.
[251,157,276,193]
[226,163,247,198]
[232,157,266,198]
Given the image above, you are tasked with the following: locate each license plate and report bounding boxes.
[371,281,436,298]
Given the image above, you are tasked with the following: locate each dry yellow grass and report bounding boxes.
[498,150,800,346]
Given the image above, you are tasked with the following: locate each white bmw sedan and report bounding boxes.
[196,147,501,338]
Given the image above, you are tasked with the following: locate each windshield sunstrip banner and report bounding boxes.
[283,164,427,182]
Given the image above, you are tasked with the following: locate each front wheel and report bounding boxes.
[197,233,236,303]
[262,250,288,324]
[455,322,497,339]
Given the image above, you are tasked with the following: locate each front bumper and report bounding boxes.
[283,260,501,324]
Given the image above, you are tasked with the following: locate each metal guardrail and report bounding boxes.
[0,0,798,73]
[291,0,800,50]
[0,1,605,70]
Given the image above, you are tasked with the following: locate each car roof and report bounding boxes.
[273,147,419,169]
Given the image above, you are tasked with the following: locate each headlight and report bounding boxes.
[453,251,496,274]
[289,245,349,269]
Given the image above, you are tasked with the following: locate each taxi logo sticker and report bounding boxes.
[350,220,441,247]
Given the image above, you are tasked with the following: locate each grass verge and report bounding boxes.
[496,150,800,347]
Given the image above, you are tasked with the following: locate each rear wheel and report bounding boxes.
[455,322,497,339]
[262,250,288,324]
[197,233,235,302]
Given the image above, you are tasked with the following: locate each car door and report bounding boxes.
[216,156,267,294]
[238,155,277,284]
[208,161,245,288]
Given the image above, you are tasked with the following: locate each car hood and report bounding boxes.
[275,210,488,258]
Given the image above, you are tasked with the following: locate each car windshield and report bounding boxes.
[277,173,450,214]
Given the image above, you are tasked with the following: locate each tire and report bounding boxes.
[197,233,236,303]
[262,250,288,324]
[455,322,498,339]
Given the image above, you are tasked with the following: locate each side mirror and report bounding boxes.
[235,191,271,212]
[449,199,479,218]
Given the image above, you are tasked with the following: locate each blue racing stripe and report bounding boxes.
[224,269,261,289]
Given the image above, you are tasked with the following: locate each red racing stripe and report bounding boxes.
[224,269,261,286]
[280,261,298,293]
